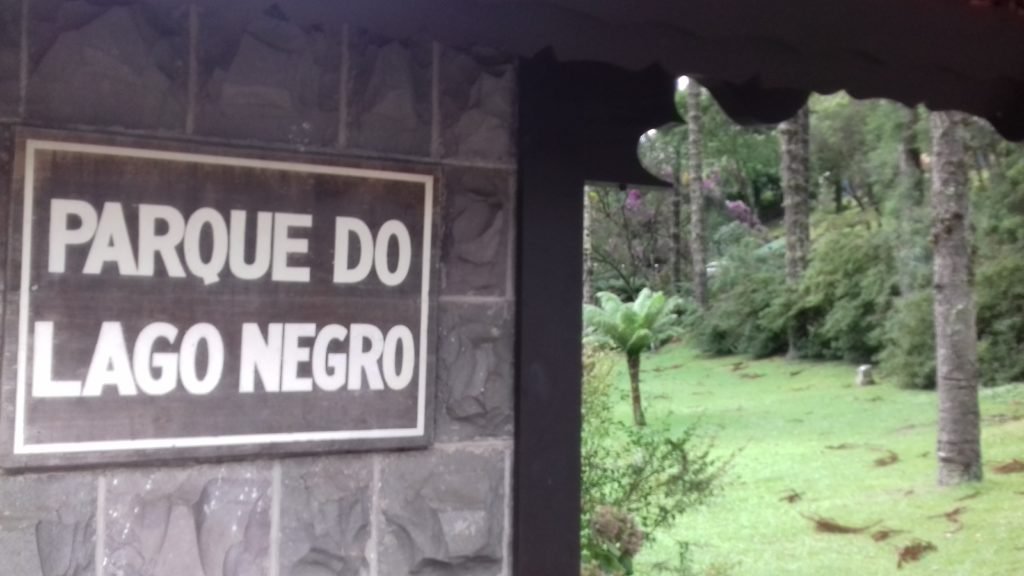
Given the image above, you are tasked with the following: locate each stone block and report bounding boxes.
[278,456,373,576]
[0,472,96,576]
[27,0,189,130]
[103,463,272,576]
[379,447,507,576]
[440,48,516,163]
[0,0,19,116]
[197,2,340,146]
[437,303,514,441]
[347,31,432,157]
[441,167,513,297]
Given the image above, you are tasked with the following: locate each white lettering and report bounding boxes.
[333,217,374,284]
[31,321,83,397]
[82,322,138,396]
[137,204,186,277]
[272,213,311,283]
[281,323,315,392]
[240,323,282,393]
[48,199,97,274]
[83,203,138,276]
[375,220,412,287]
[312,324,348,392]
[179,323,223,395]
[383,325,415,390]
[348,323,385,390]
[230,211,274,280]
[133,322,179,396]
[183,208,229,285]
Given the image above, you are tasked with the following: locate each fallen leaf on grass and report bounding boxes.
[730,361,747,372]
[789,370,805,377]
[871,528,905,542]
[780,489,803,504]
[826,443,860,450]
[992,459,1024,474]
[801,514,879,534]
[929,506,967,535]
[874,451,900,467]
[937,506,967,521]
[897,540,937,569]
[646,363,687,374]
[890,423,924,435]
[739,373,765,380]
[955,491,981,502]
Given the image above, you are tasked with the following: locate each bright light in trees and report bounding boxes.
[677,76,690,92]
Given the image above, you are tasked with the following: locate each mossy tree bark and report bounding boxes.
[687,81,708,309]
[779,106,811,357]
[583,189,594,304]
[671,136,684,295]
[627,353,646,427]
[896,106,926,296]
[929,110,983,486]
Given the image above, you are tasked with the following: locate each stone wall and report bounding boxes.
[0,1,517,575]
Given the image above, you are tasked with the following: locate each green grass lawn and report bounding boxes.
[618,343,1024,576]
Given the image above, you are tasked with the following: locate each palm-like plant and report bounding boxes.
[584,288,684,426]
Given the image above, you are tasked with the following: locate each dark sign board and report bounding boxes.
[1,131,437,467]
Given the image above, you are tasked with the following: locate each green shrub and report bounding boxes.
[976,252,1024,387]
[879,291,936,389]
[879,253,1024,390]
[581,349,726,576]
[791,226,897,362]
[692,235,788,358]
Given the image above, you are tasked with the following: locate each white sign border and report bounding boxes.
[13,139,434,455]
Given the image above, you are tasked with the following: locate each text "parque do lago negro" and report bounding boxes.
[32,199,421,399]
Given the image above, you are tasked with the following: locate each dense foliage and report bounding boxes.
[791,220,897,362]
[600,92,1024,389]
[580,350,725,576]
[690,226,787,358]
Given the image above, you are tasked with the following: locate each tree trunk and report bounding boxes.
[671,138,684,295]
[687,81,708,309]
[896,106,925,296]
[627,353,646,427]
[929,110,982,486]
[899,107,924,194]
[779,106,811,357]
[583,188,594,304]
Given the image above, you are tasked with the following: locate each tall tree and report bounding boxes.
[929,110,982,486]
[583,188,594,304]
[583,289,683,426]
[687,80,708,308]
[779,106,811,356]
[898,107,924,196]
[671,129,685,295]
[893,106,927,296]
